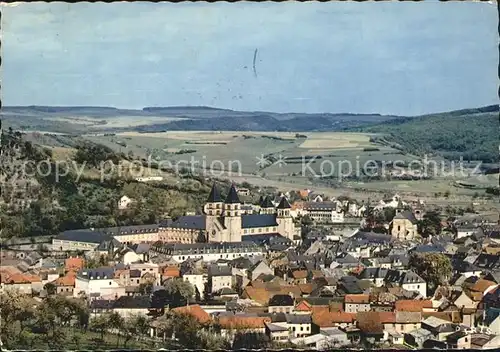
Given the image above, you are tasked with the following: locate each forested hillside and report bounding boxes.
[357,105,499,163]
[0,127,212,239]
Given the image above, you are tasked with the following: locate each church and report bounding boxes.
[158,183,296,243]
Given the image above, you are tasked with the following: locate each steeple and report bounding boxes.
[207,183,222,203]
[225,184,241,204]
[260,195,274,208]
[277,196,291,209]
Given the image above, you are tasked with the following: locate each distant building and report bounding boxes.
[303,202,344,224]
[118,195,134,210]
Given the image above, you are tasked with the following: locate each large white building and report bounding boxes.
[303,202,345,224]
[159,184,297,244]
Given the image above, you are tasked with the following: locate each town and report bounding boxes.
[1,183,500,350]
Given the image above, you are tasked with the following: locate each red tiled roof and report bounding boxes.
[470,279,497,293]
[218,316,271,330]
[65,257,85,272]
[171,304,211,324]
[55,271,76,287]
[395,300,432,312]
[312,311,356,327]
[345,294,370,304]
[292,270,308,279]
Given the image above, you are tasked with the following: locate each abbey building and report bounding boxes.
[158,183,296,243]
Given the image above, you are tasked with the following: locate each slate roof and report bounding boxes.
[207,183,222,203]
[393,210,418,224]
[241,214,278,228]
[225,184,241,204]
[78,267,115,280]
[474,253,500,270]
[285,313,312,324]
[57,229,110,244]
[208,264,232,277]
[277,196,291,209]
[164,215,206,230]
[269,294,294,306]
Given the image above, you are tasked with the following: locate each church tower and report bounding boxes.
[260,195,276,215]
[204,183,225,242]
[223,184,242,242]
[276,196,295,241]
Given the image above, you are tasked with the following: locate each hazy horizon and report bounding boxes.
[2,2,498,116]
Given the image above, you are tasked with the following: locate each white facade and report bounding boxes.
[402,282,427,298]
[118,196,133,210]
[211,275,233,293]
[74,276,120,297]
[169,249,263,263]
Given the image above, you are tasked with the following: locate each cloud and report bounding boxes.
[1,2,498,115]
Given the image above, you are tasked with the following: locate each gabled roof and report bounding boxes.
[225,184,241,204]
[207,183,222,203]
[241,214,278,229]
[393,210,418,224]
[171,304,211,324]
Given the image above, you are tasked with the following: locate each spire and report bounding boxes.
[260,195,274,208]
[207,183,222,203]
[276,196,291,209]
[225,184,241,204]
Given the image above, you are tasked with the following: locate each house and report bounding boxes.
[90,295,151,318]
[170,304,212,324]
[0,273,41,295]
[395,299,433,312]
[208,263,233,294]
[290,330,348,349]
[122,249,142,265]
[311,310,356,330]
[356,311,393,343]
[446,331,472,349]
[421,316,457,341]
[469,279,498,296]
[54,271,77,296]
[65,257,85,272]
[390,211,418,240]
[216,313,271,338]
[74,267,119,298]
[285,313,312,338]
[344,294,370,313]
[247,260,273,282]
[404,328,433,348]
[118,195,134,210]
[303,202,344,224]
[384,270,427,297]
[265,321,290,344]
[151,242,264,263]
[268,294,295,314]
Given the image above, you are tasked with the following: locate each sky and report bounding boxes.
[1,1,498,116]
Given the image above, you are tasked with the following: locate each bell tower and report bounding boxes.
[223,184,242,242]
[204,183,224,242]
[276,196,294,240]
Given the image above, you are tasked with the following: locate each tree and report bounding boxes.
[44,282,57,296]
[108,312,124,347]
[163,278,195,308]
[409,253,452,295]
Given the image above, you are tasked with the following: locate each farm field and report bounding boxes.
[26,130,498,210]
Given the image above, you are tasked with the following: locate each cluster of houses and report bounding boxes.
[2,186,500,349]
